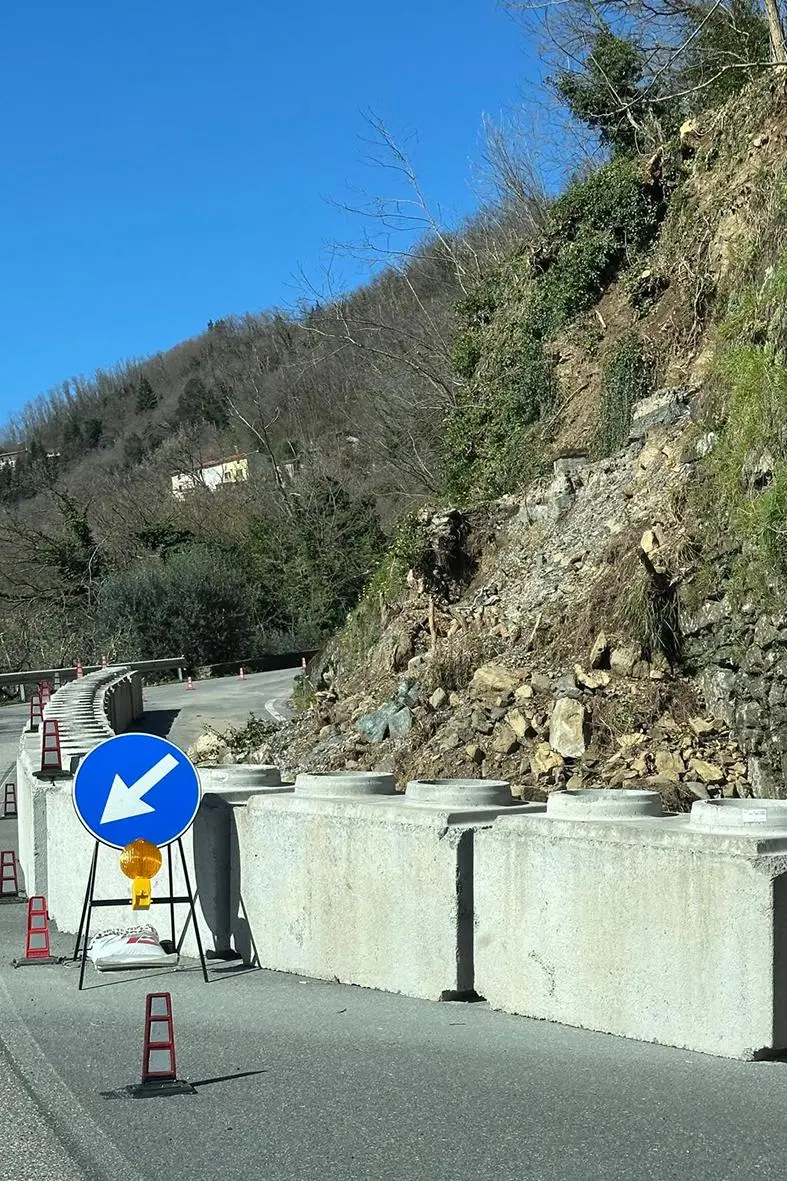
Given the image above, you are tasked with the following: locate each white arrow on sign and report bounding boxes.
[100,753,180,825]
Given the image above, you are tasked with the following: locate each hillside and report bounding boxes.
[0,195,531,673]
[6,3,787,812]
[204,73,787,804]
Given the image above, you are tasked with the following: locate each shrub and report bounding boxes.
[688,260,787,599]
[442,337,554,500]
[552,31,645,157]
[596,332,655,457]
[445,157,668,501]
[246,478,387,646]
[97,545,257,666]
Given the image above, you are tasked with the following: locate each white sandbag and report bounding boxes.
[87,925,179,971]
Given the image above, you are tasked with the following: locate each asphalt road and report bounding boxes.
[3,889,787,1181]
[135,668,298,751]
[5,677,787,1180]
[0,699,30,783]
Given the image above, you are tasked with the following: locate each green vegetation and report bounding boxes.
[553,31,649,157]
[622,572,680,662]
[97,545,255,666]
[444,157,668,500]
[291,674,318,711]
[690,261,787,600]
[597,333,655,457]
[332,510,432,668]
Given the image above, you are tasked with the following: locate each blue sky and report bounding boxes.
[0,0,541,421]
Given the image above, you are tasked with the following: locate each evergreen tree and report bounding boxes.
[135,376,159,413]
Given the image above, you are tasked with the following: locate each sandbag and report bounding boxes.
[87,925,179,971]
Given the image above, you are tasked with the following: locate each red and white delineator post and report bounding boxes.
[39,719,64,776]
[3,782,17,818]
[28,691,43,732]
[131,993,195,1096]
[0,850,19,897]
[14,896,59,966]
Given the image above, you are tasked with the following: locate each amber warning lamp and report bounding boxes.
[119,839,162,910]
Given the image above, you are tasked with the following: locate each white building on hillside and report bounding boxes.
[171,451,300,500]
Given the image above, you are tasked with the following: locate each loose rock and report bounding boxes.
[470,663,521,696]
[531,743,564,778]
[610,646,641,677]
[492,723,519,756]
[549,698,587,759]
[689,758,725,785]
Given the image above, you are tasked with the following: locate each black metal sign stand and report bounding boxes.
[73,838,209,990]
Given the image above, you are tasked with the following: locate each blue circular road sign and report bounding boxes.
[72,733,202,850]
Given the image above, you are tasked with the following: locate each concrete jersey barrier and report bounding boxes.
[236,774,543,1000]
[473,791,787,1059]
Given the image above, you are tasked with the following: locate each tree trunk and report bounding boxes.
[764,0,787,62]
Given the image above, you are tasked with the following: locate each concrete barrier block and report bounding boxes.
[237,774,543,999]
[15,736,54,897]
[474,795,787,1059]
[181,769,294,959]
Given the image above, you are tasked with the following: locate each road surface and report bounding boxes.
[134,668,298,750]
[5,675,787,1179]
[0,700,30,786]
[2,885,787,1181]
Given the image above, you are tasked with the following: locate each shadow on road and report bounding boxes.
[192,1068,268,1088]
[130,708,180,738]
[76,966,195,990]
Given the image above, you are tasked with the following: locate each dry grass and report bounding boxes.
[427,629,507,693]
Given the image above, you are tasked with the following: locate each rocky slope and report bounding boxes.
[195,76,787,804]
[234,391,745,806]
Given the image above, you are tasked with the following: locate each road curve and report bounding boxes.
[131,667,298,750]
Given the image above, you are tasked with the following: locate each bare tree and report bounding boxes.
[503,0,784,151]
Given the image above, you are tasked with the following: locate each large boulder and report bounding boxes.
[549,698,587,759]
[188,730,231,765]
[356,702,401,743]
[470,664,521,697]
[388,707,413,738]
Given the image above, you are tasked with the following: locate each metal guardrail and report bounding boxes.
[0,656,186,692]
[204,651,318,679]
